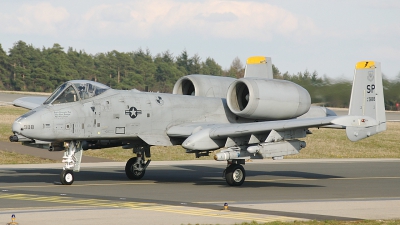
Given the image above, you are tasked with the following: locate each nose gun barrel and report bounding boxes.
[9,135,18,142]
[9,134,33,143]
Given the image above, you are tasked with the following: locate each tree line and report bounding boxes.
[0,41,399,110]
[272,65,400,110]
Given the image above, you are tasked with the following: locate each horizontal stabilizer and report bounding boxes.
[331,116,377,127]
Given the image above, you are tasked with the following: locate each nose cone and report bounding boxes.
[12,120,22,134]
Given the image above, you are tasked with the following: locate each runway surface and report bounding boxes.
[1,159,400,224]
[0,91,49,106]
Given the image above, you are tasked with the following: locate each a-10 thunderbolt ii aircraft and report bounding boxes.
[9,56,386,186]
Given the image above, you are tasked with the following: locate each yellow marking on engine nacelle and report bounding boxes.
[356,61,375,69]
[247,56,267,64]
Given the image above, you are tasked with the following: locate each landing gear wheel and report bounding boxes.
[225,164,245,186]
[60,170,74,185]
[125,157,146,180]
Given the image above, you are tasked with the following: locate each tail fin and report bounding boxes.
[244,56,273,79]
[346,61,386,141]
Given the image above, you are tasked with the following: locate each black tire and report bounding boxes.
[125,157,146,180]
[60,170,74,185]
[225,164,245,186]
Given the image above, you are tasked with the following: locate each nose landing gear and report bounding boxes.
[59,141,82,185]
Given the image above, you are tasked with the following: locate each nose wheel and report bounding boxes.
[60,170,74,185]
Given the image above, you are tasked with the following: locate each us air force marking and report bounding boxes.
[125,107,142,119]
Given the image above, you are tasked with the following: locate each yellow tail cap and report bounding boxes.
[356,61,375,69]
[247,56,267,64]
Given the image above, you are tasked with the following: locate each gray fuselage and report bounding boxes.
[13,89,237,142]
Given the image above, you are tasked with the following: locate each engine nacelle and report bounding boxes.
[173,74,235,98]
[227,78,311,120]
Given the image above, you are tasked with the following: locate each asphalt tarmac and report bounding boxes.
[0,91,49,106]
[1,159,400,224]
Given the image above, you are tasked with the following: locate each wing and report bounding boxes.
[168,60,385,161]
[167,105,337,138]
[13,96,47,109]
[167,114,376,151]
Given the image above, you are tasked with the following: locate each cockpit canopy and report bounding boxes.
[43,80,110,105]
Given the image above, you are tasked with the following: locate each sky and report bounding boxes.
[1,0,399,80]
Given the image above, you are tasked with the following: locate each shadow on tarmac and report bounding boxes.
[0,164,342,188]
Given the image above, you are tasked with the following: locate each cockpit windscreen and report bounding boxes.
[43,80,110,105]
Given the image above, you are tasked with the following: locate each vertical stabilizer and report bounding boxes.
[244,56,273,79]
[346,61,386,141]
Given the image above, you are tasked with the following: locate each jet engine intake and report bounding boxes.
[173,75,235,98]
[226,78,311,120]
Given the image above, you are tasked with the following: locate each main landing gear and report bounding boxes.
[125,146,151,180]
[224,160,246,186]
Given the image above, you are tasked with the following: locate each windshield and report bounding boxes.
[53,85,79,104]
[43,80,110,105]
[43,83,68,105]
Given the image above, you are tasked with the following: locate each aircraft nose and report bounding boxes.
[12,121,22,134]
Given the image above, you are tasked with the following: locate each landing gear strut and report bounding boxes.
[125,146,151,180]
[59,141,82,185]
[224,160,246,186]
